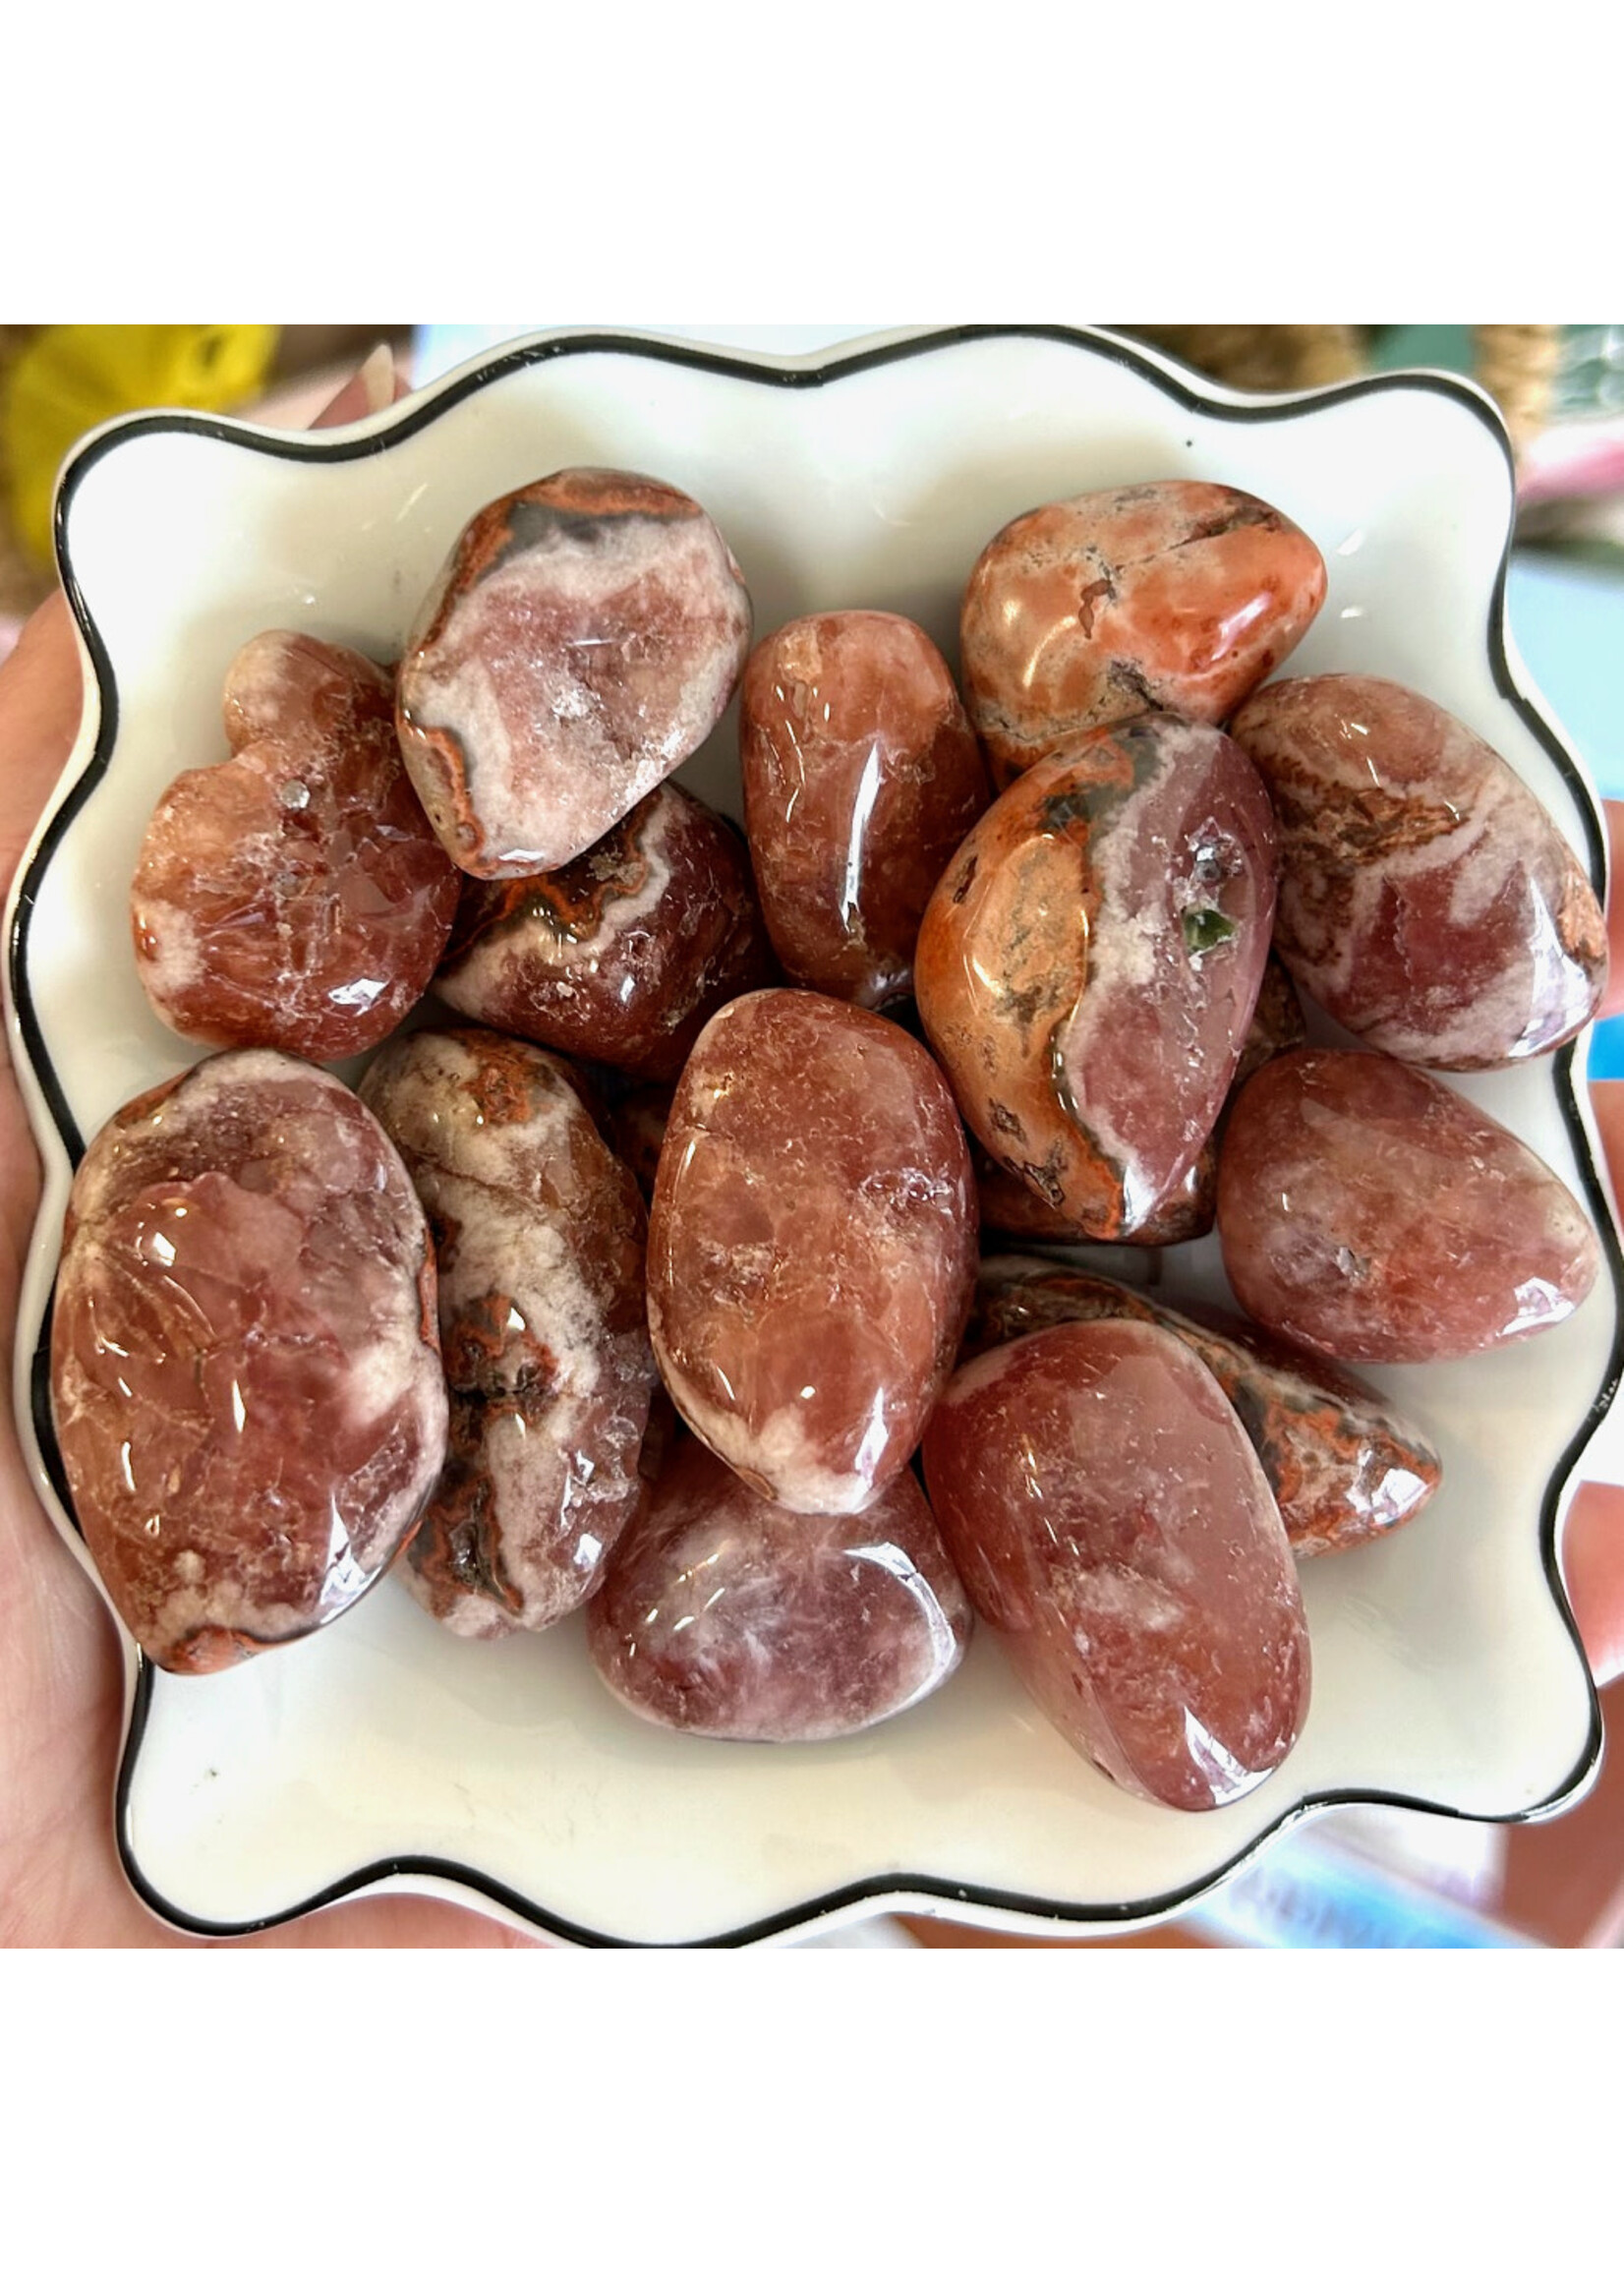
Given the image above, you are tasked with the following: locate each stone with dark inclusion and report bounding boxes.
[965,1256,1441,1556]
[49,1052,447,1674]
[973,954,1305,1246]
[959,480,1327,787]
[434,782,775,1080]
[647,989,977,1516]
[359,1028,657,1638]
[915,713,1277,1242]
[396,468,753,878]
[130,632,461,1060]
[587,1434,971,1741]
[1229,673,1607,1069]
[922,1319,1310,1810]
[739,611,990,1007]
[1217,1048,1601,1362]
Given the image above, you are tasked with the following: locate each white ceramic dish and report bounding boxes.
[8,324,1621,1946]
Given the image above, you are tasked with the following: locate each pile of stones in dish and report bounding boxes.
[49,465,1607,1813]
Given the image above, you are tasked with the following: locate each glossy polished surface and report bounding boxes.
[131,633,460,1059]
[915,714,1276,1240]
[922,1320,1310,1810]
[397,468,752,877]
[16,326,1614,1946]
[435,782,774,1080]
[588,1434,970,1741]
[740,611,989,1006]
[1230,673,1608,1068]
[960,479,1326,787]
[359,1029,656,1639]
[967,1256,1441,1556]
[647,989,976,1514]
[50,1053,446,1673]
[1218,1049,1601,1362]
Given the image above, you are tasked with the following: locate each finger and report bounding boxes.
[1601,800,1624,1020]
[0,592,82,904]
[312,341,409,430]
[1563,1481,1624,1689]
[1570,1075,1624,1686]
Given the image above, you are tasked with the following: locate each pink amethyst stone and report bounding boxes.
[130,632,461,1061]
[914,713,1277,1241]
[739,611,990,1007]
[396,469,752,877]
[587,1434,971,1741]
[49,1052,447,1674]
[1217,1048,1601,1362]
[359,1028,657,1639]
[1229,674,1607,1068]
[921,1320,1311,1810]
[647,989,977,1515]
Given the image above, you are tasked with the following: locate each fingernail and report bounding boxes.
[357,341,395,415]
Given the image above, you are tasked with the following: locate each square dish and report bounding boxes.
[7,323,1619,1945]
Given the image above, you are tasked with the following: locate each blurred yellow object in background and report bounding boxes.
[2,324,279,564]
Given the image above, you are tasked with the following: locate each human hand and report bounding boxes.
[0,357,539,1947]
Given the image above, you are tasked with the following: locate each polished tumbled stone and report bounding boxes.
[966,1256,1441,1556]
[1229,673,1607,1068]
[588,1433,971,1741]
[960,480,1326,787]
[922,1319,1310,1810]
[434,782,775,1080]
[647,989,977,1515]
[360,1028,656,1638]
[740,610,989,1007]
[396,468,752,877]
[131,632,460,1060]
[51,1052,447,1673]
[915,713,1277,1241]
[1217,1047,1601,1362]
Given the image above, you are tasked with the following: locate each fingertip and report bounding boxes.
[1563,1481,1624,1689]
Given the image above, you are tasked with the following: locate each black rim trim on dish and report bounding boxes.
[16,321,1616,1947]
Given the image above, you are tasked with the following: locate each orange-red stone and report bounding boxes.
[960,480,1326,787]
[915,713,1277,1241]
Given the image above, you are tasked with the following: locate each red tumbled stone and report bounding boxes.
[922,1320,1310,1810]
[915,713,1277,1241]
[359,1028,657,1639]
[396,469,752,877]
[1217,1048,1601,1362]
[433,782,774,1080]
[587,1434,971,1741]
[50,1052,447,1674]
[966,1257,1441,1557]
[130,632,461,1060]
[960,480,1326,787]
[739,611,990,1008]
[1229,674,1607,1069]
[647,989,977,1515]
